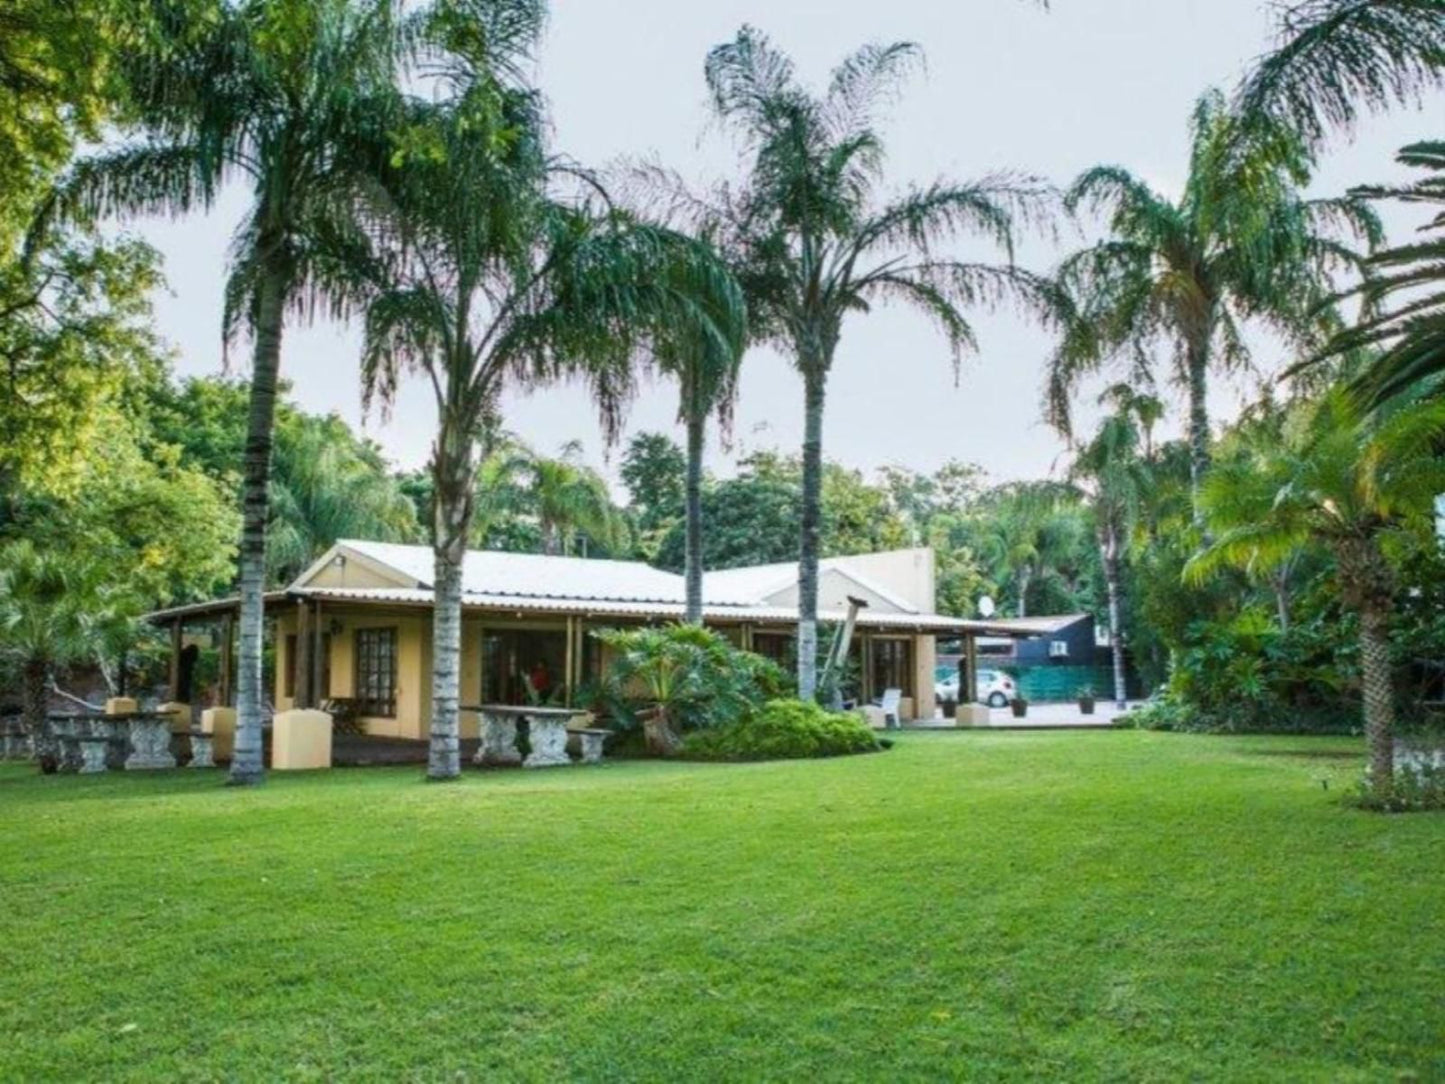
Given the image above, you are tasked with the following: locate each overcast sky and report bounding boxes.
[131,0,1440,491]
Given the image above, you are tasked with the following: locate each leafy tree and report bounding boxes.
[966,481,1091,618]
[1049,89,1380,516]
[49,0,408,785]
[621,431,686,555]
[654,467,799,572]
[359,0,743,780]
[1189,389,1445,799]
[521,441,630,558]
[1237,0,1445,152]
[702,26,1058,698]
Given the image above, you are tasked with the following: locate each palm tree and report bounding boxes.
[0,541,110,756]
[1236,0,1445,152]
[360,1,743,780]
[703,26,1060,699]
[1303,142,1445,405]
[1048,89,1381,519]
[266,412,421,582]
[1071,389,1158,708]
[524,441,629,557]
[1188,389,1445,799]
[46,0,405,785]
[969,482,1081,619]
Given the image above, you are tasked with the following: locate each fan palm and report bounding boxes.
[1236,0,1445,152]
[42,0,405,785]
[703,26,1061,698]
[361,1,744,780]
[1188,388,1445,798]
[1049,89,1381,519]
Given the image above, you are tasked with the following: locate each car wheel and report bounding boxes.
[987,692,1007,708]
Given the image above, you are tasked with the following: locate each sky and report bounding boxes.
[130,0,1441,491]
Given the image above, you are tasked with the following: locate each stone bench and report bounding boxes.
[567,727,609,765]
[186,730,216,769]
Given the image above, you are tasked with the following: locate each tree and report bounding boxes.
[966,481,1089,619]
[702,26,1058,699]
[1306,142,1445,406]
[49,0,407,785]
[621,431,686,556]
[1071,389,1157,708]
[1236,0,1445,153]
[1189,389,1445,799]
[360,0,743,780]
[1049,89,1380,517]
[523,441,629,558]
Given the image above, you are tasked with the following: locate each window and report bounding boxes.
[870,638,914,698]
[752,633,795,666]
[354,627,397,717]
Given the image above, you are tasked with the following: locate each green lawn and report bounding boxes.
[1,732,1442,1081]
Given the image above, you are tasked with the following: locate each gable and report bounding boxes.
[295,544,423,591]
[759,567,915,615]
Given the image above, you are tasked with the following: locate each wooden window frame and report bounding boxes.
[354,626,398,718]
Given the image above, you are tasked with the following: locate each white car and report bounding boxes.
[934,668,1017,708]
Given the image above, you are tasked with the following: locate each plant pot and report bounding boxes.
[1010,698,1028,719]
[1078,696,1095,715]
[942,697,957,720]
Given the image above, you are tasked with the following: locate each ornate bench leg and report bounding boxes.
[125,718,177,770]
[78,738,109,774]
[578,732,605,765]
[188,735,215,769]
[523,718,571,768]
[474,715,522,767]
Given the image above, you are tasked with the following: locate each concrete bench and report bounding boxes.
[567,727,609,765]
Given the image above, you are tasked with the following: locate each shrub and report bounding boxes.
[1348,761,1445,813]
[591,625,790,754]
[682,698,883,761]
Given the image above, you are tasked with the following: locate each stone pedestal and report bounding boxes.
[954,704,991,728]
[124,717,177,770]
[157,701,192,734]
[474,714,523,767]
[575,730,606,765]
[271,709,332,771]
[77,737,110,774]
[51,718,83,772]
[523,717,571,769]
[200,707,236,762]
[188,733,215,769]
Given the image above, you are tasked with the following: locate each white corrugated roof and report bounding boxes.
[334,539,731,607]
[295,586,976,631]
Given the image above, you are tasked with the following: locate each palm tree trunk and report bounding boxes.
[230,265,286,787]
[797,365,826,701]
[428,413,476,782]
[22,655,47,761]
[1359,602,1396,796]
[1185,332,1211,525]
[1101,527,1128,709]
[684,409,705,625]
[1016,566,1031,619]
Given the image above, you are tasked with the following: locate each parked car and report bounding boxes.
[934,668,1017,708]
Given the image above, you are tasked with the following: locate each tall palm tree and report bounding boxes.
[1188,388,1445,799]
[703,26,1060,699]
[1236,0,1445,152]
[1071,389,1158,709]
[360,0,743,780]
[969,482,1081,619]
[45,0,405,785]
[1049,89,1381,519]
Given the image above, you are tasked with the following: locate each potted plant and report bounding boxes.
[941,695,957,720]
[1077,685,1096,715]
[1010,696,1028,719]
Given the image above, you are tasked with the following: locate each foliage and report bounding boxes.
[620,431,686,554]
[593,624,787,733]
[1349,758,1445,813]
[682,698,881,760]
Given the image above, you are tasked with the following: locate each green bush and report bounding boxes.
[682,698,883,761]
[1349,761,1445,813]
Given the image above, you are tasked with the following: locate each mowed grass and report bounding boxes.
[1,732,1442,1082]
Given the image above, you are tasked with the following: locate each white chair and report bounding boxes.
[879,688,902,730]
